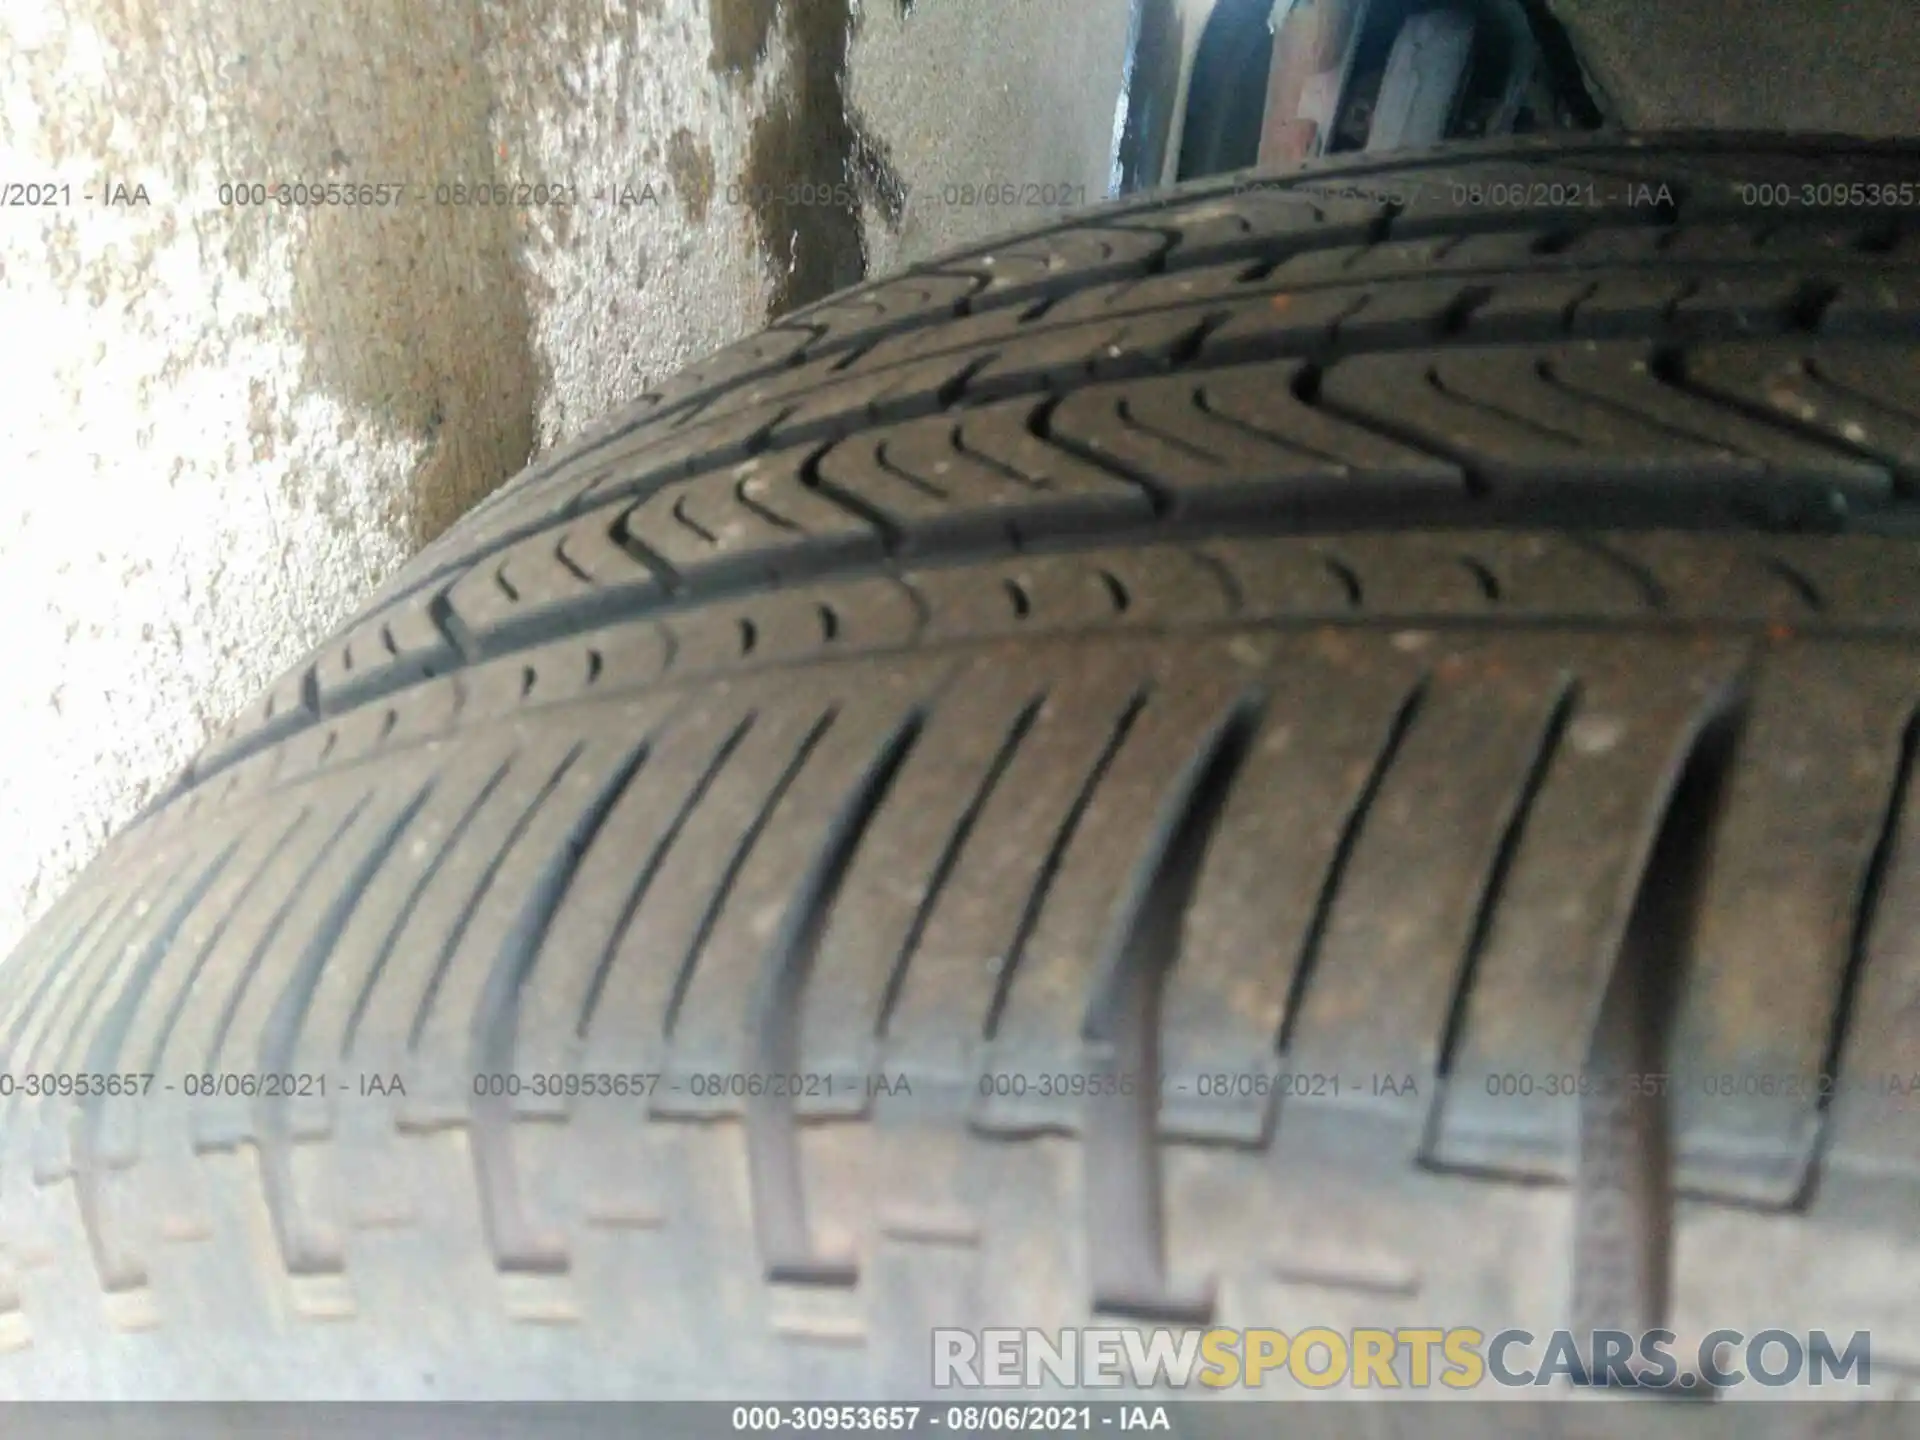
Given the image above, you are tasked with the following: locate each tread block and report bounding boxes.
[444,506,667,654]
[1756,535,1920,625]
[520,400,796,526]
[1039,261,1268,326]
[1823,272,1920,333]
[1475,272,1673,337]
[156,802,372,1136]
[1326,280,1497,345]
[621,459,882,591]
[1192,363,1465,486]
[1669,272,1827,331]
[0,857,164,1063]
[838,305,1036,377]
[508,698,763,1096]
[72,814,369,1283]
[269,677,464,787]
[337,743,575,1086]
[1670,642,1915,1205]
[976,651,1256,1132]
[403,726,679,1124]
[22,136,1920,1389]
[458,401,785,573]
[645,324,821,412]
[566,399,793,506]
[813,401,1151,551]
[1546,347,1890,490]
[784,273,983,342]
[1826,727,1920,1184]
[795,652,1048,1106]
[1158,632,1424,1141]
[507,325,815,495]
[1197,286,1379,356]
[935,226,1170,306]
[191,663,313,775]
[963,309,1225,395]
[881,650,1150,1085]
[237,782,442,1276]
[909,546,1233,644]
[764,354,993,448]
[83,812,313,1168]
[459,624,671,721]
[657,687,937,1093]
[720,303,1025,421]
[1208,532,1654,616]
[313,603,458,710]
[1428,638,1748,1178]
[662,577,922,677]
[206,229,1920,794]
[579,702,836,1078]
[1196,538,1376,614]
[50,842,248,1283]
[1580,531,1832,621]
[1049,364,1461,517]
[1686,341,1920,489]
[1117,187,1385,269]
[11,848,205,1211]
[282,748,517,1128]
[1322,343,1891,502]
[1284,639,1573,1148]
[1270,228,1539,286]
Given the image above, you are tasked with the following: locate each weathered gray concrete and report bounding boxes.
[0,0,1133,957]
[850,0,1134,275]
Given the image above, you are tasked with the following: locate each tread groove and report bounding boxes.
[877,697,1044,1039]
[1761,556,1826,612]
[69,837,246,1289]
[251,781,438,1274]
[428,592,477,663]
[1,886,131,1080]
[1276,679,1428,1054]
[1084,692,1261,1320]
[405,748,585,1050]
[660,711,839,1038]
[470,739,656,1275]
[1422,679,1577,1154]
[576,715,757,1039]
[1817,705,1920,1129]
[341,762,514,1054]
[804,451,907,548]
[202,797,376,1082]
[1572,682,1745,1346]
[984,690,1149,1039]
[144,809,318,1075]
[1566,535,1669,609]
[747,709,928,1282]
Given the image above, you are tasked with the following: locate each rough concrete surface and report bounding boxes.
[0,0,1134,958]
[850,0,1133,278]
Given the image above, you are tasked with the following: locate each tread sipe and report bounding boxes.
[6,135,1920,1400]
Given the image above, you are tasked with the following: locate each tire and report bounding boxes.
[7,135,1920,1402]
[1171,0,1272,182]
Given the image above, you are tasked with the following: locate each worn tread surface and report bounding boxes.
[9,137,1920,1398]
